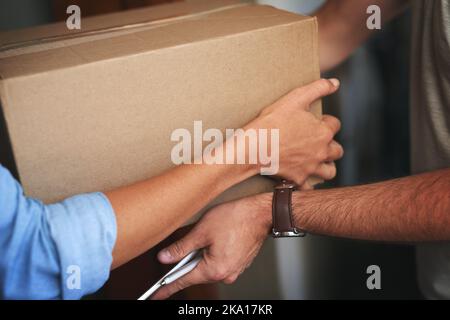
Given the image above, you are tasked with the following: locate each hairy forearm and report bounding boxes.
[291,169,450,242]
[107,159,254,269]
[317,0,410,72]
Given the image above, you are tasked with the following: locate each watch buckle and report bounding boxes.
[272,228,306,238]
[274,180,297,190]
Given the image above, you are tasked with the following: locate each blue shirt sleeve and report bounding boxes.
[0,165,117,299]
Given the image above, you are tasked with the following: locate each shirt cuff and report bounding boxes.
[45,192,117,299]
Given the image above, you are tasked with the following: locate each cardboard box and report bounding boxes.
[0,0,321,211]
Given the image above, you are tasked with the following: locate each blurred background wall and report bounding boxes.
[0,0,422,299]
[0,0,53,30]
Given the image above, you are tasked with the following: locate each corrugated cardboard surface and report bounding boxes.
[0,0,321,211]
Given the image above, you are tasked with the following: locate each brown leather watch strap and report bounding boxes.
[272,180,305,238]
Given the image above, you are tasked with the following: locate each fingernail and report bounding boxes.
[158,250,173,263]
[329,78,340,87]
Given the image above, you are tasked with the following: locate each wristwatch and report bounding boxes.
[271,180,306,238]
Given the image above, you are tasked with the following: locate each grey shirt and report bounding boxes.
[411,0,450,299]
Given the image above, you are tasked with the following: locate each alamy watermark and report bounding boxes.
[171,121,279,175]
[366,5,381,30]
[366,265,381,290]
[66,265,81,290]
[66,5,81,30]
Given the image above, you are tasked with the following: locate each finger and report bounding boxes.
[314,162,337,180]
[322,115,341,135]
[291,78,340,109]
[151,263,206,300]
[326,140,344,161]
[158,228,207,264]
[300,180,313,191]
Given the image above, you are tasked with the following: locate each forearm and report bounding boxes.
[292,169,450,242]
[107,156,254,269]
[317,0,409,72]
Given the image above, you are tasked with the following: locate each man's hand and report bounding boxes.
[152,193,272,300]
[242,78,343,187]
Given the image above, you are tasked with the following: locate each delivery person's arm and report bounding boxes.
[289,169,450,241]
[152,169,450,300]
[0,79,342,299]
[317,0,410,72]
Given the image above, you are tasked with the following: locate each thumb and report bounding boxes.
[158,228,205,264]
[294,78,340,108]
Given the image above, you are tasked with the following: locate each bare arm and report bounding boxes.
[107,161,252,269]
[152,169,450,299]
[317,0,410,72]
[292,169,450,242]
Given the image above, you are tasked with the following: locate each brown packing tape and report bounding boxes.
[0,0,242,45]
[0,6,313,68]
[0,3,249,53]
